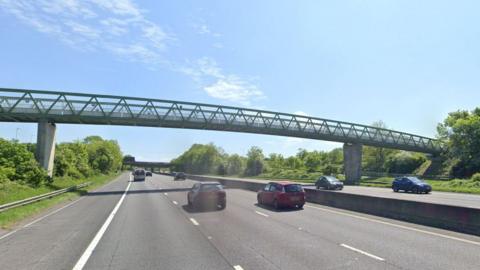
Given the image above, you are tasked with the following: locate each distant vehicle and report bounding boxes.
[174,172,186,181]
[392,177,432,194]
[187,182,226,210]
[315,176,343,190]
[146,171,152,177]
[133,168,146,181]
[257,181,305,209]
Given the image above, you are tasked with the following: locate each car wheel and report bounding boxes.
[218,202,226,210]
[273,199,280,210]
[393,187,399,192]
[412,187,419,194]
[298,204,304,209]
[257,195,262,205]
[316,185,320,190]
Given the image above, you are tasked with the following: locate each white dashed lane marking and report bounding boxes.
[340,244,385,261]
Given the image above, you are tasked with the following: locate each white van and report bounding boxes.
[133,168,146,181]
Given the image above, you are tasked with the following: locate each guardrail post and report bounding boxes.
[35,120,56,177]
[343,142,362,185]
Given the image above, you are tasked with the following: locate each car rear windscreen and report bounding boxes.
[200,184,223,191]
[284,184,303,192]
[135,170,145,175]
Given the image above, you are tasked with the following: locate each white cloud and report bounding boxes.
[0,0,264,105]
[0,0,171,64]
[191,19,221,37]
[269,137,341,153]
[294,111,309,116]
[204,76,264,105]
[212,42,224,49]
[179,57,265,105]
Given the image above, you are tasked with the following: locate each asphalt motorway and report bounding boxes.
[0,173,479,270]
[206,175,480,209]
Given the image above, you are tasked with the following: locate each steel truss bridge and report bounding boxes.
[0,88,441,154]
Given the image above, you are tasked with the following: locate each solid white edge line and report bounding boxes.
[341,244,385,261]
[233,265,244,270]
[23,197,85,228]
[72,181,132,270]
[306,205,480,246]
[0,229,19,241]
[189,218,199,226]
[255,211,269,217]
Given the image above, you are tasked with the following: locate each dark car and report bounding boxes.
[146,171,152,177]
[392,177,432,194]
[257,181,305,209]
[187,182,226,210]
[133,168,146,182]
[174,172,186,181]
[315,176,343,190]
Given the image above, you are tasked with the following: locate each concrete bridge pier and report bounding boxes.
[343,142,362,185]
[35,120,56,177]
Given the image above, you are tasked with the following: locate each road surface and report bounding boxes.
[205,175,480,209]
[0,173,479,270]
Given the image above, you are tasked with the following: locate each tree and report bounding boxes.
[362,121,397,172]
[0,139,48,186]
[385,151,426,174]
[54,141,91,178]
[285,156,303,170]
[226,154,245,175]
[437,108,480,177]
[267,153,285,170]
[304,151,324,172]
[171,143,224,174]
[245,146,264,176]
[85,137,123,174]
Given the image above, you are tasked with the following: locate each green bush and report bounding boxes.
[471,173,480,182]
[0,139,48,186]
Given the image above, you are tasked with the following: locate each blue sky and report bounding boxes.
[1,0,479,161]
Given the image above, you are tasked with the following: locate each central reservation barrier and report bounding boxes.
[181,174,480,236]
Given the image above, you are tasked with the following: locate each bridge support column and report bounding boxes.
[343,143,362,185]
[35,120,56,177]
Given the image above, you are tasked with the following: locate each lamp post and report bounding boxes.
[15,128,21,141]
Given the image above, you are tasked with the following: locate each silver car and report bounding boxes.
[133,169,146,181]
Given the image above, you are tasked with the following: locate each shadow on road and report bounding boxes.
[181,204,225,213]
[86,188,192,196]
[254,203,304,213]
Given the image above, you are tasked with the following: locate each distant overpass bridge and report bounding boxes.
[123,160,172,171]
[0,88,442,183]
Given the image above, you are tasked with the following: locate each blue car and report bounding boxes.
[392,177,432,194]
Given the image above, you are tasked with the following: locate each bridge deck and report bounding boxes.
[0,88,441,153]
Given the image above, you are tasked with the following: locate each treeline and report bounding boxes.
[0,136,122,187]
[54,136,123,178]
[172,106,480,179]
[437,108,480,177]
[171,142,427,178]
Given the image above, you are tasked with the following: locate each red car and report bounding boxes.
[188,182,226,210]
[257,181,305,209]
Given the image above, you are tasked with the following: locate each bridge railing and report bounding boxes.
[0,88,442,153]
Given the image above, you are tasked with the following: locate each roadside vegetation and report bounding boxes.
[0,136,123,228]
[172,109,480,194]
[0,173,120,228]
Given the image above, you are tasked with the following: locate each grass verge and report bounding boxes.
[0,172,122,229]
[360,177,480,195]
